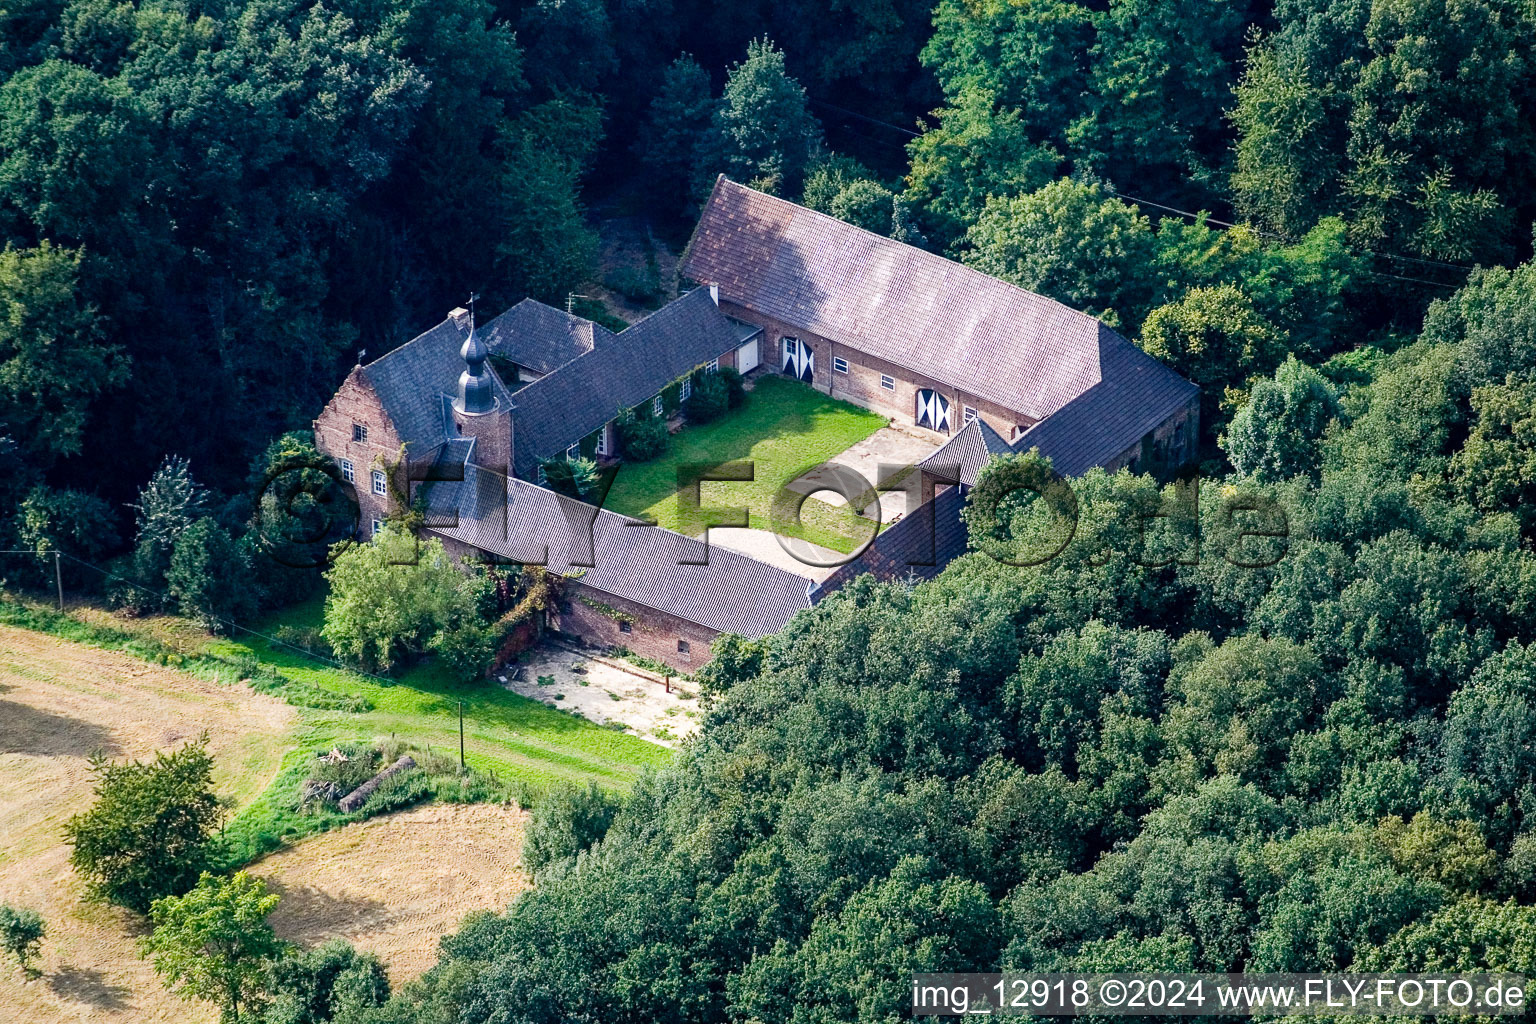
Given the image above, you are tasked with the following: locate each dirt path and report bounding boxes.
[0,624,295,1024]
[249,803,530,982]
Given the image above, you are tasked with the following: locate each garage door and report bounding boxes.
[737,337,760,372]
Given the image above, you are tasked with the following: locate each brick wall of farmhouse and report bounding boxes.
[429,535,722,672]
[1098,394,1202,473]
[313,367,403,536]
[716,299,1037,442]
[554,582,719,673]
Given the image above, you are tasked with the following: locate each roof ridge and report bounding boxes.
[711,177,1110,334]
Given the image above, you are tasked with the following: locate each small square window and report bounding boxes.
[653,394,664,417]
[963,406,978,425]
[677,639,690,654]
[353,423,368,443]
[880,374,896,391]
[339,459,355,483]
[370,518,382,536]
[618,620,631,634]
[707,358,719,373]
[371,470,387,496]
[833,356,849,374]
[567,443,580,461]
[680,377,692,400]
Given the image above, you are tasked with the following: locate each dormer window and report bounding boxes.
[353,423,368,443]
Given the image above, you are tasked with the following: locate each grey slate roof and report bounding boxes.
[480,299,596,377]
[1013,334,1197,477]
[917,418,1015,488]
[362,319,517,455]
[684,177,1122,421]
[914,333,1198,484]
[427,466,815,637]
[362,290,745,476]
[816,485,969,592]
[509,287,746,478]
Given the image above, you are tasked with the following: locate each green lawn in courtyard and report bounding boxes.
[603,374,889,553]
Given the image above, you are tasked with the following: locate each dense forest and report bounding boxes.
[4,0,1536,1020]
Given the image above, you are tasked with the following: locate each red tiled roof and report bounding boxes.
[682,177,1112,421]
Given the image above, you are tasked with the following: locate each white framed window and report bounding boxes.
[707,358,718,373]
[370,518,382,536]
[371,469,387,496]
[352,423,368,443]
[595,424,609,456]
[833,355,849,374]
[880,374,896,391]
[653,394,664,416]
[536,465,547,486]
[963,406,978,425]
[339,459,355,483]
[567,443,580,461]
[680,377,692,400]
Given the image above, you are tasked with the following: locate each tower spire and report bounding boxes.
[456,291,494,415]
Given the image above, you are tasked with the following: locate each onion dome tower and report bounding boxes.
[456,306,495,415]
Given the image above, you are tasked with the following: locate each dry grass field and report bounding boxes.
[249,803,530,981]
[0,624,295,1023]
[0,624,535,1019]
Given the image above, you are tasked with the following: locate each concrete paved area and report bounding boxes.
[784,423,940,521]
[704,526,844,582]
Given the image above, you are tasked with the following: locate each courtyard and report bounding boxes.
[603,374,937,556]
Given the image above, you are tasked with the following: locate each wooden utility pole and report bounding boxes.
[54,552,63,611]
[458,701,466,772]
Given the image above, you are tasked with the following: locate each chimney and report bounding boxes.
[448,306,471,329]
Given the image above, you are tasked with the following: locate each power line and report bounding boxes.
[808,99,920,138]
[1109,187,1469,287]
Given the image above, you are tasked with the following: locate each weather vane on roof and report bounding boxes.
[467,291,480,330]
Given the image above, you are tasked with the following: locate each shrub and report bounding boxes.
[718,366,747,408]
[168,518,258,632]
[685,371,729,423]
[321,528,482,673]
[141,872,284,1022]
[617,412,668,462]
[522,782,625,873]
[0,904,44,974]
[604,264,661,303]
[540,456,600,500]
[429,619,495,679]
[65,738,222,913]
[263,939,390,1024]
[16,485,119,586]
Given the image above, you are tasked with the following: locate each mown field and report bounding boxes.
[0,624,541,1021]
[1,596,672,864]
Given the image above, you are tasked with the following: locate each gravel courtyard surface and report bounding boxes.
[501,643,700,747]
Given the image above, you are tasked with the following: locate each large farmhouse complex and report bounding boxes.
[314,178,1198,669]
